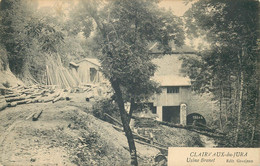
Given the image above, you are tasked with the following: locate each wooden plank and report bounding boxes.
[7,102,17,107]
[32,110,43,121]
[158,121,225,138]
[104,113,123,126]
[0,87,13,91]
[112,125,149,142]
[26,112,36,120]
[31,96,42,103]
[16,99,31,105]
[0,102,7,111]
[0,100,7,111]
[4,94,20,98]
[5,96,26,102]
[52,92,64,103]
[112,125,168,148]
[134,139,168,151]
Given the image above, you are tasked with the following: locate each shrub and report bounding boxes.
[92,98,120,122]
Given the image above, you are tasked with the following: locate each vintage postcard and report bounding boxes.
[0,0,259,165]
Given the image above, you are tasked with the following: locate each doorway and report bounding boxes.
[90,68,97,82]
[162,106,180,124]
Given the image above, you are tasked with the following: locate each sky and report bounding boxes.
[38,0,192,16]
[158,0,192,16]
[37,0,204,49]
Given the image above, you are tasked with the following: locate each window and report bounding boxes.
[146,103,157,114]
[90,68,97,82]
[167,86,179,93]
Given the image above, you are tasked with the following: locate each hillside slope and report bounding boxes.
[0,92,202,165]
[0,51,23,87]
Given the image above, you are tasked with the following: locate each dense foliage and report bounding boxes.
[72,0,185,164]
[182,0,259,147]
[92,98,120,122]
[1,0,258,164]
[0,0,86,83]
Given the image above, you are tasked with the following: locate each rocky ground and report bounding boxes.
[0,92,203,166]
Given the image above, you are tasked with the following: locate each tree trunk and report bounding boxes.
[221,83,228,122]
[111,80,138,166]
[250,85,259,146]
[219,82,223,131]
[128,98,136,124]
[229,77,233,117]
[219,101,223,131]
[235,48,244,145]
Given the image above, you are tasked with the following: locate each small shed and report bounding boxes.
[71,58,104,85]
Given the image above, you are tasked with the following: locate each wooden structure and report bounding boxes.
[146,44,212,126]
[70,58,104,85]
[150,75,191,125]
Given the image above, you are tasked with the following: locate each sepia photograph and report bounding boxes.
[0,0,259,165]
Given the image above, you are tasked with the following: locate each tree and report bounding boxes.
[0,0,65,83]
[182,0,259,147]
[73,0,185,164]
[0,0,36,77]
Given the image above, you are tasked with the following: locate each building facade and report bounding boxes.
[150,75,191,125]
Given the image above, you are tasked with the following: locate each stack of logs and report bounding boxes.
[1,85,83,108]
[0,83,112,110]
[0,94,7,111]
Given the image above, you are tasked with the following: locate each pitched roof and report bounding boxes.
[152,75,191,86]
[69,61,79,67]
[78,58,101,67]
[148,41,196,54]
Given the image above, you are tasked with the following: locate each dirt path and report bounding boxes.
[0,92,201,165]
[0,102,74,166]
[0,93,161,165]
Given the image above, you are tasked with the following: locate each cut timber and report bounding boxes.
[4,93,20,98]
[52,92,64,103]
[11,85,22,89]
[16,99,31,105]
[5,96,26,102]
[32,110,43,121]
[0,95,7,111]
[85,96,94,101]
[15,86,25,90]
[26,112,36,120]
[19,89,33,94]
[7,102,17,107]
[43,90,60,103]
[43,98,53,103]
[135,139,168,151]
[31,96,42,103]
[112,125,167,148]
[158,121,225,138]
[0,87,13,91]
[112,125,124,132]
[0,96,5,100]
[112,125,150,143]
[65,96,71,101]
[104,113,123,127]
